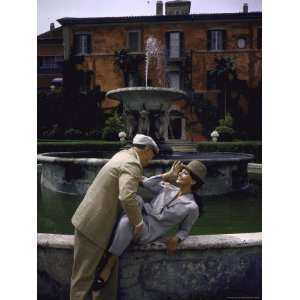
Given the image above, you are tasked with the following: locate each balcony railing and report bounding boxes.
[166,49,185,62]
[37,67,63,74]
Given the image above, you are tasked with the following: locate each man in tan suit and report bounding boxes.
[70,134,159,300]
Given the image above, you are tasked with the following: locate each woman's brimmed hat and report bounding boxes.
[183,160,207,183]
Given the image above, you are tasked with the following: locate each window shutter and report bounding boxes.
[166,32,170,57]
[222,30,227,50]
[257,28,262,49]
[38,57,42,68]
[74,34,80,54]
[179,32,184,57]
[87,35,91,53]
[207,30,212,50]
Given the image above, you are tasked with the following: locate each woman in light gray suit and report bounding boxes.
[92,160,207,290]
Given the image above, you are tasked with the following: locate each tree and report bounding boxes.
[183,91,220,139]
[101,110,126,141]
[209,56,237,116]
[37,49,106,139]
[114,49,144,86]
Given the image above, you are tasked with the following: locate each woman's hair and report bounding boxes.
[192,192,204,216]
[189,172,204,216]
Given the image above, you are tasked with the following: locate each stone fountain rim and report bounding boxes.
[38,232,262,250]
[106,86,188,100]
[37,151,254,166]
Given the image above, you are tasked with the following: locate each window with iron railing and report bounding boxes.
[38,56,64,73]
[207,30,227,51]
[166,31,183,59]
[74,33,91,55]
[127,30,141,52]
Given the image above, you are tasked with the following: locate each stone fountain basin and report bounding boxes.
[106,87,188,110]
[38,232,261,300]
[37,151,253,197]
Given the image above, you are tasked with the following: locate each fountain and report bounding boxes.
[37,36,260,300]
[107,36,184,143]
[38,36,253,196]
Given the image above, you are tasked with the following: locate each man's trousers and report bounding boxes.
[70,229,119,300]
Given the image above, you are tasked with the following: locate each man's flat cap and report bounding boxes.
[133,134,159,155]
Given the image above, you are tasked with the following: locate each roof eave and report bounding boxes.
[57,12,262,26]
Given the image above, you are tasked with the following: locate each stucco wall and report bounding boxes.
[38,232,261,300]
[65,18,261,93]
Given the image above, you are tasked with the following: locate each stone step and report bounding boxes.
[172,147,197,152]
[167,140,198,152]
[167,139,195,144]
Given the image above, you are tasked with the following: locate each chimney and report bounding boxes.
[243,3,248,13]
[156,1,163,15]
[50,22,55,31]
[165,1,191,16]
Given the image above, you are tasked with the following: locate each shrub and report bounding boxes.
[85,129,102,139]
[219,114,233,127]
[41,124,62,139]
[215,113,235,141]
[102,111,125,141]
[214,125,235,141]
[64,128,83,139]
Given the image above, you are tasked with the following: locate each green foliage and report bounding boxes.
[37,51,106,139]
[215,113,235,141]
[114,49,144,86]
[215,125,234,135]
[184,92,220,138]
[101,111,126,141]
[209,56,237,87]
[218,113,233,127]
[114,49,144,73]
[85,129,102,139]
[209,56,238,117]
[196,141,262,163]
[37,86,105,139]
[64,128,83,139]
[41,124,63,139]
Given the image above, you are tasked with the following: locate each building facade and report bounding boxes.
[37,24,64,90]
[39,1,262,141]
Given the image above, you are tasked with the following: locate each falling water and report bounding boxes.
[145,36,165,88]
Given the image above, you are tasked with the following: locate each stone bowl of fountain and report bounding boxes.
[106,86,188,111]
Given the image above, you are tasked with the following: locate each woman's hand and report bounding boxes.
[162,160,182,182]
[161,236,179,255]
[133,221,144,241]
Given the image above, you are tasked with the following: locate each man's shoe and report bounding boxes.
[92,277,106,291]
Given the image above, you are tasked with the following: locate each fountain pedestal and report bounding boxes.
[106,87,187,144]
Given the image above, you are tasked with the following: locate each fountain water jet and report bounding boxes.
[145,36,165,88]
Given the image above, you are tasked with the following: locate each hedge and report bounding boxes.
[37,140,123,154]
[196,141,262,163]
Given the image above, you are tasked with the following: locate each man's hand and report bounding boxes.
[161,236,179,255]
[133,221,144,241]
